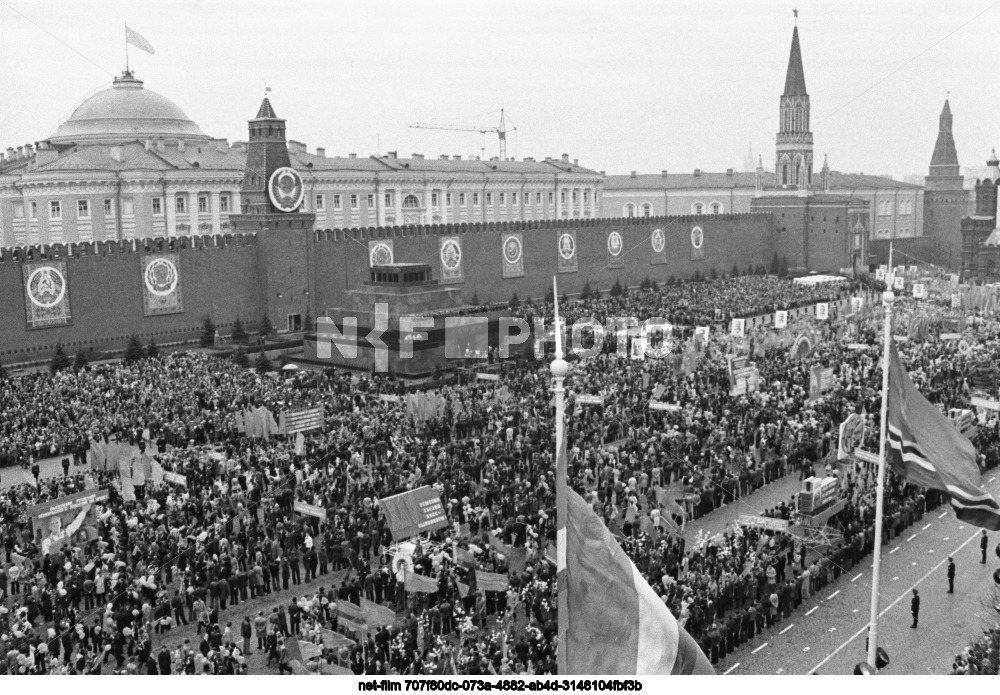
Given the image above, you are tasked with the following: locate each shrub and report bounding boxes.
[200,316,216,347]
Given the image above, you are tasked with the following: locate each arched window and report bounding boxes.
[693,203,704,215]
[782,164,789,185]
[402,195,420,208]
[710,202,722,215]
[642,203,651,217]
[624,203,635,218]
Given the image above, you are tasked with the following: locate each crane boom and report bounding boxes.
[409,109,514,160]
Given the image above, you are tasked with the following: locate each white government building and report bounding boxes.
[0,71,603,248]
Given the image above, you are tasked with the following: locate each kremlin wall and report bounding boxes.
[0,211,774,364]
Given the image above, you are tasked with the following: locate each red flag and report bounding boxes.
[887,340,1000,529]
[565,488,713,674]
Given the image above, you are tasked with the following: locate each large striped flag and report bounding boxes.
[887,340,1000,529]
[565,487,714,674]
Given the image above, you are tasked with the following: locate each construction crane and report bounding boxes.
[409,109,515,161]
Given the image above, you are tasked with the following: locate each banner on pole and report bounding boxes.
[27,489,109,554]
[162,471,187,487]
[837,413,866,460]
[377,486,449,540]
[294,500,327,521]
[278,407,325,435]
[808,365,836,401]
[404,570,439,593]
[476,571,510,592]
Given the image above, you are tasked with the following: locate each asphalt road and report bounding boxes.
[707,473,1000,675]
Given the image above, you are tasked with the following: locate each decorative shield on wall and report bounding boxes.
[607,230,624,269]
[23,261,72,329]
[691,225,705,260]
[501,233,524,278]
[268,167,305,212]
[439,236,464,283]
[650,228,666,265]
[557,231,578,273]
[369,239,394,267]
[142,253,184,316]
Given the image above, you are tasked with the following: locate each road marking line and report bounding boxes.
[805,607,818,616]
[829,627,836,632]
[807,528,982,674]
[907,534,917,542]
[944,537,949,541]
[780,624,794,635]
[912,562,917,566]
[752,642,768,654]
[939,512,948,519]
[723,663,741,675]
[889,547,900,554]
[929,549,934,553]
[923,523,932,530]
[852,609,859,613]
[852,573,863,582]
[991,477,995,483]
[893,576,899,580]
[827,590,840,600]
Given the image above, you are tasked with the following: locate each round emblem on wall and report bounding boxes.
[268,166,305,212]
[558,233,576,260]
[651,228,665,254]
[503,236,522,265]
[607,231,623,257]
[441,239,462,270]
[691,226,704,249]
[370,242,393,266]
[26,266,66,309]
[144,257,178,297]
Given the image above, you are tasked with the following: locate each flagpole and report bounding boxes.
[867,288,895,669]
[551,275,569,674]
[124,23,129,73]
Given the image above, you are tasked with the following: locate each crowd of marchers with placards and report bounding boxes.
[1,272,999,675]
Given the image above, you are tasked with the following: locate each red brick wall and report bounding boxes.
[310,214,775,312]
[1,213,777,361]
[0,236,263,363]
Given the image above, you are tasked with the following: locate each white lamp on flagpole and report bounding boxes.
[867,289,894,669]
[551,275,569,673]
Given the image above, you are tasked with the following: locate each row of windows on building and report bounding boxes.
[876,228,911,237]
[622,201,726,217]
[13,194,234,220]
[314,189,591,212]
[877,199,914,216]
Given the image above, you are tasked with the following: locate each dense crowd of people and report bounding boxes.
[0,273,997,675]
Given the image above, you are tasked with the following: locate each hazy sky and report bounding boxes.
[2,0,998,179]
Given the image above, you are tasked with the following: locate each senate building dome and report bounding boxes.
[48,70,209,145]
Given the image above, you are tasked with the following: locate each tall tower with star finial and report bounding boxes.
[923,96,967,269]
[228,90,316,333]
[775,10,813,192]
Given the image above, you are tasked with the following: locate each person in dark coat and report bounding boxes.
[157,646,172,675]
[910,589,920,628]
[981,530,989,564]
[947,557,956,593]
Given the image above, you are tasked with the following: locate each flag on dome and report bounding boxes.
[565,487,714,674]
[887,340,1000,530]
[125,25,155,55]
